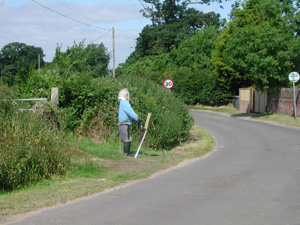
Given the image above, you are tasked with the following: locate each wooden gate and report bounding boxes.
[239,88,254,113]
[254,90,267,113]
[239,88,266,113]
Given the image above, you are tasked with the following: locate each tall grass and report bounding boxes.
[0,100,75,191]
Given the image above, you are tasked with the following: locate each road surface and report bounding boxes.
[8,110,300,225]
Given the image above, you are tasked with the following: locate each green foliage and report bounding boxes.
[117,75,194,149]
[120,27,231,105]
[0,101,75,191]
[15,40,113,133]
[132,4,224,58]
[118,54,172,83]
[15,61,193,150]
[164,67,230,105]
[139,0,227,25]
[52,40,110,78]
[212,0,300,93]
[19,68,119,133]
[0,42,45,86]
[171,27,218,69]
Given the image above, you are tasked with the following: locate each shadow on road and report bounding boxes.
[230,113,259,118]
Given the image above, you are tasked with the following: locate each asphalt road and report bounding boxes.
[8,110,300,225]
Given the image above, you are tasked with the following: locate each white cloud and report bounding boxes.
[0,0,231,68]
[0,0,149,67]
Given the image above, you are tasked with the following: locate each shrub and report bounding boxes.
[0,100,75,191]
[116,75,194,150]
[10,63,194,150]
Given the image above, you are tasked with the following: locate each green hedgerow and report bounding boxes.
[0,100,75,191]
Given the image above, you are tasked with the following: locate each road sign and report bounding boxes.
[288,72,299,119]
[163,78,174,89]
[289,72,300,82]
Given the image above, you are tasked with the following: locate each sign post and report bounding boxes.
[288,72,300,119]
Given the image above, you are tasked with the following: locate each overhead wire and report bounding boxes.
[31,0,110,31]
[91,30,112,44]
[30,0,142,64]
[54,0,109,29]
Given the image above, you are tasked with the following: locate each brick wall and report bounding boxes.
[267,88,300,117]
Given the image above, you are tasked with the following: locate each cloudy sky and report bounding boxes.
[0,0,233,68]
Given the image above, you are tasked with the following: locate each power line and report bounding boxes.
[91,30,112,44]
[31,0,110,31]
[55,0,109,29]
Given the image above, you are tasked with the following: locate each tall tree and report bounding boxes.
[52,40,110,77]
[138,0,229,25]
[132,8,223,58]
[211,0,300,93]
[168,27,230,105]
[0,42,45,85]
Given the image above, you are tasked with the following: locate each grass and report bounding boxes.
[189,104,241,114]
[0,125,214,224]
[251,112,300,128]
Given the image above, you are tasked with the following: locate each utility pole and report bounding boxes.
[112,27,115,78]
[0,65,2,81]
[38,55,40,73]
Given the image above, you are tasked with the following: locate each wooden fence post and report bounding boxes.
[51,87,59,107]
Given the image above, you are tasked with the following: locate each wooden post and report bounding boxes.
[38,55,40,73]
[51,87,59,107]
[112,27,115,78]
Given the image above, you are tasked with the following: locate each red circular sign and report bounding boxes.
[163,78,174,89]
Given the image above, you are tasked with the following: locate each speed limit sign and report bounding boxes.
[163,78,174,89]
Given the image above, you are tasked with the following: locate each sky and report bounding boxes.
[0,0,234,68]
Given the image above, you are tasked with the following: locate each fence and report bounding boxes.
[0,98,48,111]
[0,87,59,111]
[237,88,299,117]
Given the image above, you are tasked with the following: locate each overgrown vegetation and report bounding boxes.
[119,27,231,105]
[0,38,193,192]
[0,100,75,191]
[119,0,300,104]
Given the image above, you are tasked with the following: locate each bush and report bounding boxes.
[17,66,193,149]
[0,100,75,191]
[116,75,194,150]
[163,67,231,105]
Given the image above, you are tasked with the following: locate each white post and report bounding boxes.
[293,81,296,119]
[51,87,59,107]
[134,113,152,158]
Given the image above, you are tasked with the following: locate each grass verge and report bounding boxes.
[0,125,214,225]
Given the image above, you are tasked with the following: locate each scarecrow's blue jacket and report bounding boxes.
[118,100,138,125]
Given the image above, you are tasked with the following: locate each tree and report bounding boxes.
[0,42,45,85]
[167,27,230,104]
[138,0,229,25]
[52,40,110,77]
[171,26,220,70]
[132,8,223,58]
[121,27,231,105]
[211,0,300,93]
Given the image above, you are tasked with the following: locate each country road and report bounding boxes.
[8,110,300,225]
